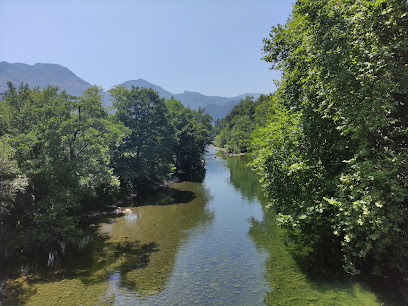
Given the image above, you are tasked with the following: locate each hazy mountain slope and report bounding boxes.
[205,94,261,120]
[119,79,262,115]
[120,79,173,99]
[0,62,263,119]
[173,91,231,109]
[119,80,231,109]
[204,100,240,121]
[0,61,92,96]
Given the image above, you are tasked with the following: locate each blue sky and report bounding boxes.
[1,0,294,97]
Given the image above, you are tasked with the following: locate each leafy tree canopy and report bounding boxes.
[0,83,126,255]
[165,98,212,174]
[251,0,408,276]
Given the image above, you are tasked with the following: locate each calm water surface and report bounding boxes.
[3,149,398,305]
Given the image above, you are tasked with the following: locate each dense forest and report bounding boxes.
[216,0,408,281]
[214,95,270,153]
[0,83,212,259]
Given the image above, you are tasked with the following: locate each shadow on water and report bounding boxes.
[130,187,196,207]
[177,165,206,183]
[126,166,208,207]
[1,226,159,304]
[225,154,407,305]
[1,181,214,305]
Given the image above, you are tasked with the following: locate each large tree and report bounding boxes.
[165,98,212,174]
[0,83,125,255]
[110,86,176,191]
[251,0,408,275]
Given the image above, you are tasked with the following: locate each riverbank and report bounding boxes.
[2,148,407,305]
[85,175,182,219]
[208,144,245,157]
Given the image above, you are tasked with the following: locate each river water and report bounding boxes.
[2,149,401,305]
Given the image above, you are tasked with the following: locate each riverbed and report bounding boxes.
[1,149,401,305]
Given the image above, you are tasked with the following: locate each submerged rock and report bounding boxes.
[113,207,132,215]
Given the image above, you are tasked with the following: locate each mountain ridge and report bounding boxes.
[0,61,262,119]
[0,61,91,97]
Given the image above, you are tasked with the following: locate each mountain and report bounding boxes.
[119,80,261,119]
[200,93,262,120]
[174,91,231,109]
[0,61,91,97]
[175,92,261,119]
[120,79,173,99]
[0,62,263,119]
[119,80,232,109]
[204,100,243,121]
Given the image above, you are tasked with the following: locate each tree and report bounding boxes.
[214,96,259,153]
[165,98,212,174]
[252,0,408,275]
[0,83,126,255]
[110,86,176,191]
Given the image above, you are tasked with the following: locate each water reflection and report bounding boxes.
[1,149,402,305]
[225,155,266,204]
[1,181,213,305]
[124,210,137,222]
[225,153,399,305]
[102,182,214,295]
[131,186,198,206]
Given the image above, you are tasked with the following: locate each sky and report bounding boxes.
[0,0,295,97]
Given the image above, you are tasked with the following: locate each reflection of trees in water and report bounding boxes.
[248,211,396,305]
[131,187,197,207]
[226,156,401,305]
[225,155,268,204]
[1,181,214,304]
[178,165,206,183]
[120,181,214,292]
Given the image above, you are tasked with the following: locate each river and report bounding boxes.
[1,148,403,305]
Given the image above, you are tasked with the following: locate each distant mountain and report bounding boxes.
[120,79,173,99]
[204,100,242,121]
[119,79,261,119]
[0,61,91,97]
[234,93,262,101]
[0,62,263,119]
[175,91,231,109]
[119,80,232,109]
[175,92,261,119]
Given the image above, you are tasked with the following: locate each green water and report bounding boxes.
[1,149,402,305]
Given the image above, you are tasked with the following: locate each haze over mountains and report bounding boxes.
[120,79,261,117]
[0,61,90,97]
[0,61,262,119]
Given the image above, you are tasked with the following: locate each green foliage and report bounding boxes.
[110,86,176,192]
[0,82,213,258]
[0,136,28,214]
[214,96,262,153]
[165,98,212,174]
[251,0,408,275]
[0,83,126,254]
[0,80,213,260]
[253,94,279,127]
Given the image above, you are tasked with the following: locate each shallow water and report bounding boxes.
[1,149,400,305]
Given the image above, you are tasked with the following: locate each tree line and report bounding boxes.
[216,0,408,280]
[0,83,212,259]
